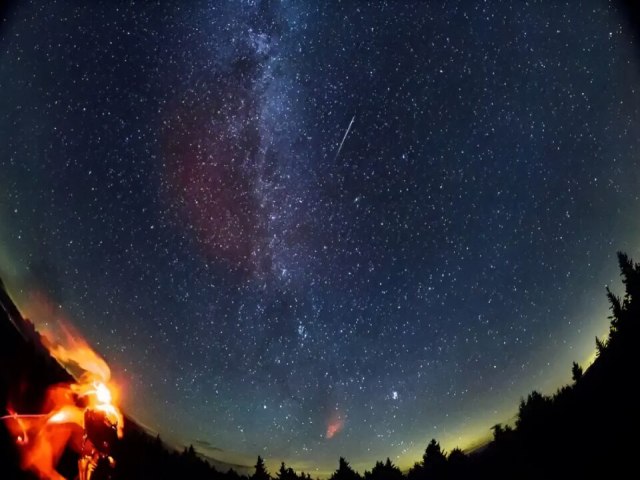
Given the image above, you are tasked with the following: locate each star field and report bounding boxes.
[1,0,640,475]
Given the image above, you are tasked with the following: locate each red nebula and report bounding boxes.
[160,80,266,273]
[326,415,344,439]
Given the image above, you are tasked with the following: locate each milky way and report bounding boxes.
[2,1,640,474]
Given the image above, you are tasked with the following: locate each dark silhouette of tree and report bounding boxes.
[184,444,197,458]
[491,423,504,440]
[252,456,271,480]
[447,448,469,478]
[606,287,623,332]
[329,457,361,480]
[571,362,583,383]
[406,461,422,480]
[618,252,640,300]
[515,390,551,432]
[364,458,402,480]
[423,439,447,474]
[408,439,447,480]
[490,423,513,443]
[228,468,245,480]
[276,462,298,480]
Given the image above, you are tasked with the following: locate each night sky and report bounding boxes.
[2,0,640,475]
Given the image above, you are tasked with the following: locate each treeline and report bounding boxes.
[1,252,639,479]
[249,252,639,480]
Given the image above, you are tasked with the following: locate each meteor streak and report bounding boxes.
[334,115,356,161]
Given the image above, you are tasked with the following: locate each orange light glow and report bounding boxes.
[7,407,29,445]
[3,300,124,480]
[94,382,112,405]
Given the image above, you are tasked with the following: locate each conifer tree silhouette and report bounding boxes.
[329,457,361,480]
[571,361,583,383]
[252,456,271,480]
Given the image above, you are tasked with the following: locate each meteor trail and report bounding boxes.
[334,115,355,161]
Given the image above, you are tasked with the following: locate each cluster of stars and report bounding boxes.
[1,0,640,474]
